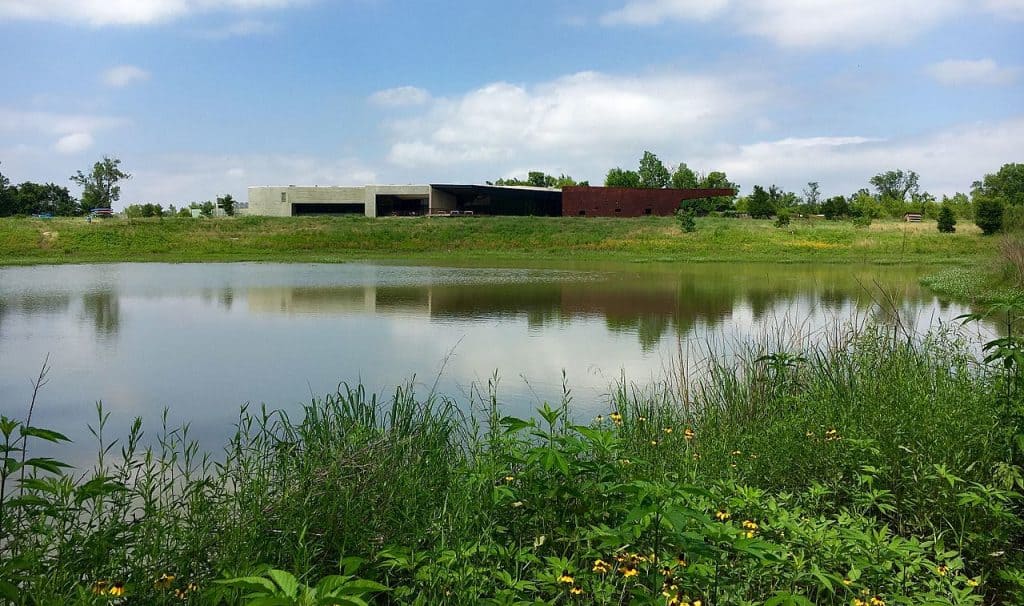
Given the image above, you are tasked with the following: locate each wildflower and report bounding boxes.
[558,570,575,584]
[620,564,639,578]
[684,428,695,440]
[744,530,756,538]
[595,415,604,423]
[663,427,673,434]
[715,510,731,521]
[843,579,853,586]
[666,594,686,606]
[154,573,176,589]
[610,411,623,424]
[853,600,867,606]
[676,554,688,567]
[806,431,815,438]
[511,500,525,508]
[620,458,631,465]
[651,440,660,446]
[692,452,701,460]
[730,450,742,456]
[91,580,109,595]
[936,564,948,577]
[749,453,759,459]
[592,559,611,574]
[570,586,583,596]
[109,582,125,597]
[504,475,515,482]
[638,416,647,422]
[967,578,979,587]
[869,597,885,606]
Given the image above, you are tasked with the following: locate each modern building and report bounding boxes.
[247,184,733,218]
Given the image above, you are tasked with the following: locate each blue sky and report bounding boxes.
[1,0,1021,206]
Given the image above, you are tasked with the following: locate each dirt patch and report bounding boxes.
[39,231,59,249]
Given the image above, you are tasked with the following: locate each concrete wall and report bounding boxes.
[248,185,429,217]
[429,187,456,213]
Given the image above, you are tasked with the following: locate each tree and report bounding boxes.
[973,163,1024,207]
[671,163,698,189]
[527,171,548,187]
[802,182,821,213]
[698,171,739,211]
[199,201,215,218]
[218,194,236,216]
[937,204,956,233]
[870,169,919,204]
[821,196,850,220]
[638,151,670,188]
[676,208,696,232]
[747,185,775,219]
[605,168,641,188]
[71,156,131,210]
[975,196,1004,235]
[0,164,16,216]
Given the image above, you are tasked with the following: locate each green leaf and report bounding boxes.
[338,556,364,576]
[0,579,20,601]
[215,575,278,594]
[500,416,533,434]
[22,457,73,474]
[267,569,300,598]
[20,426,71,443]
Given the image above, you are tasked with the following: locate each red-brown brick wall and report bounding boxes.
[561,187,735,217]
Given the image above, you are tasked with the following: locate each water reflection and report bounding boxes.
[0,262,986,466]
[243,265,938,350]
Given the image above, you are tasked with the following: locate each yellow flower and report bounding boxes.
[715,510,731,521]
[936,564,948,576]
[620,458,631,465]
[853,600,867,606]
[967,578,979,587]
[91,580,109,595]
[742,520,758,530]
[638,416,647,422]
[663,427,673,434]
[620,564,639,577]
[558,570,575,584]
[744,530,756,539]
[730,450,742,456]
[843,579,853,586]
[570,586,583,595]
[595,415,604,423]
[504,475,515,482]
[676,554,688,567]
[651,440,660,446]
[870,597,885,606]
[592,559,611,574]
[610,412,623,424]
[684,428,695,440]
[692,452,701,460]
[154,573,176,589]
[108,581,125,597]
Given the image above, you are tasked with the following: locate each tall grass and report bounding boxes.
[2,322,1022,604]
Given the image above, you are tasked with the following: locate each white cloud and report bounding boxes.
[599,0,728,25]
[0,107,127,154]
[925,58,1020,86]
[54,132,94,154]
[690,117,1024,197]
[985,0,1024,19]
[369,86,432,108]
[384,70,757,169]
[102,65,150,88]
[0,0,306,26]
[197,18,275,38]
[123,153,378,205]
[601,0,967,48]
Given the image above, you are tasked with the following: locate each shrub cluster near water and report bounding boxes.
[2,324,1023,605]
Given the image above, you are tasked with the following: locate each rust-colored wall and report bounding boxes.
[561,187,735,217]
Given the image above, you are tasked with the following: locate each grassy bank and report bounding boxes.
[0,215,993,266]
[3,325,1022,604]
[921,234,1024,303]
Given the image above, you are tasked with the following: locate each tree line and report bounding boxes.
[0,156,237,218]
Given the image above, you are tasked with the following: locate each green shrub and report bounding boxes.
[676,208,696,232]
[975,196,1005,235]
[852,215,872,228]
[773,209,790,228]
[937,204,956,233]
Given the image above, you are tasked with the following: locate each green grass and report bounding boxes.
[2,324,1022,604]
[0,214,996,266]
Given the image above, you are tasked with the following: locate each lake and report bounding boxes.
[0,262,986,461]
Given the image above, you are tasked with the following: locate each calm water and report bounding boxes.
[0,262,985,461]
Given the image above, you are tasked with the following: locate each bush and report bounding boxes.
[937,204,956,233]
[1003,204,1024,232]
[676,208,696,232]
[975,196,1005,235]
[773,209,790,228]
[852,215,872,228]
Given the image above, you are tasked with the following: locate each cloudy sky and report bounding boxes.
[0,0,1021,206]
